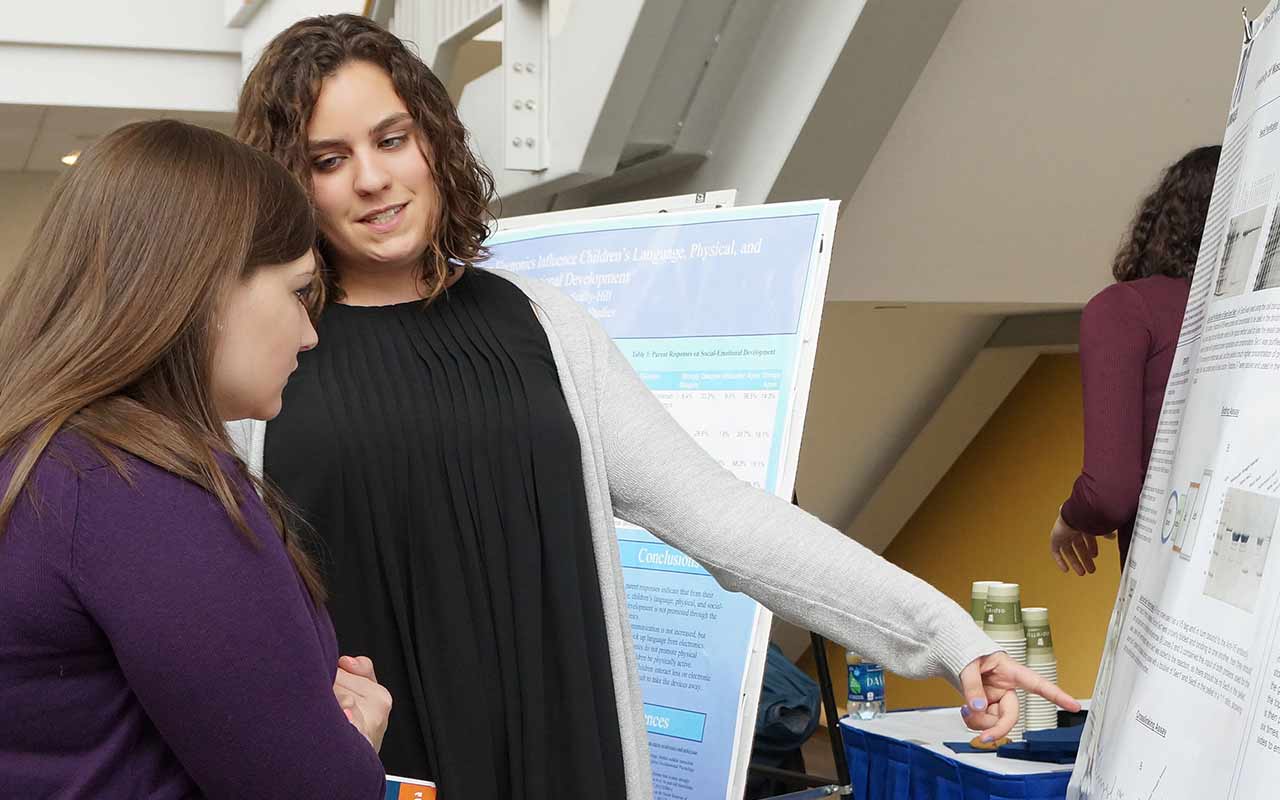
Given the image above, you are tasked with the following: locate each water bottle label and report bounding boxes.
[848,663,884,702]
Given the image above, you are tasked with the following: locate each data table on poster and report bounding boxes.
[645,371,782,491]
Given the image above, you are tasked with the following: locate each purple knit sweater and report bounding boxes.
[0,432,385,798]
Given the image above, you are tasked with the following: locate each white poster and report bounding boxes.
[1071,6,1280,797]
[485,199,837,799]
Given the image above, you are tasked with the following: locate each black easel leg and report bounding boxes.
[810,632,852,790]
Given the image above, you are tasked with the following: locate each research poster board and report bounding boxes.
[1071,6,1280,797]
[485,199,838,799]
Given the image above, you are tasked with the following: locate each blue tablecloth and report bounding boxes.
[840,710,1072,800]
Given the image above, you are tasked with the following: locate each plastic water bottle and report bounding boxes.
[846,652,885,719]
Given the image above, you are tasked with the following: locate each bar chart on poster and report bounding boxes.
[485,199,838,800]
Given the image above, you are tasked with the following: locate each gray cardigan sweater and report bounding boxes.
[229,270,999,799]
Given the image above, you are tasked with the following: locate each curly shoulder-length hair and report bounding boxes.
[1112,144,1221,283]
[234,13,495,303]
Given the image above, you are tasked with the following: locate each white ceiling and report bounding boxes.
[0,104,235,173]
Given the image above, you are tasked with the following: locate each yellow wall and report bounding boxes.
[807,354,1120,710]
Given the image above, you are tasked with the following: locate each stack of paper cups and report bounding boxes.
[983,582,1026,740]
[970,581,1002,624]
[1023,607,1059,732]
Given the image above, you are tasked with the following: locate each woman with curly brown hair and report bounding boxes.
[1051,144,1222,576]
[232,13,1077,798]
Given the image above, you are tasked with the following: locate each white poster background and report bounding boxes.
[1071,6,1280,797]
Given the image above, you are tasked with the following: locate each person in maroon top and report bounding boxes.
[1051,145,1222,575]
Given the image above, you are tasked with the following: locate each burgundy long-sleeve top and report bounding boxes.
[1060,275,1191,565]
[0,432,386,798]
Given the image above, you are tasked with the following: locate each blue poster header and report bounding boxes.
[487,212,820,339]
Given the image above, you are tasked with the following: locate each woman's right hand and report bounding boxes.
[333,655,392,752]
[1050,512,1101,575]
[958,652,1081,741]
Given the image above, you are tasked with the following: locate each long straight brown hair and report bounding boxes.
[0,120,325,602]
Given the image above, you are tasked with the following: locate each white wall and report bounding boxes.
[794,304,999,531]
[241,0,367,76]
[755,1,1250,559]
[1,2,243,111]
[6,1,241,52]
[0,172,58,279]
[0,50,240,112]
[829,0,1242,306]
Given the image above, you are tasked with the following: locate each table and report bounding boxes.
[840,708,1075,800]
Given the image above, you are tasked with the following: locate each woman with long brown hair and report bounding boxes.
[0,120,391,798]
[233,14,1078,798]
[1051,144,1222,575]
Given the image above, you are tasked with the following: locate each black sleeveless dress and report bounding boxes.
[264,268,626,798]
